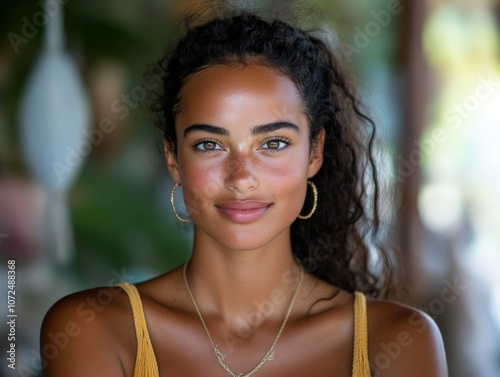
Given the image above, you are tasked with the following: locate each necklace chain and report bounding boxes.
[182,261,304,377]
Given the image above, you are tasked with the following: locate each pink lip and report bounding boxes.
[215,201,272,223]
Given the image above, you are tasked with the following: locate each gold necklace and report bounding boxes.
[182,261,304,377]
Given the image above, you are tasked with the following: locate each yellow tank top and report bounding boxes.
[118,283,370,377]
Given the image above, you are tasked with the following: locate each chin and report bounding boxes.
[198,223,290,252]
[220,232,276,251]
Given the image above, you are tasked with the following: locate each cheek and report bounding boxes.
[261,152,311,218]
[264,147,311,182]
[268,150,311,208]
[177,155,225,213]
[269,161,308,208]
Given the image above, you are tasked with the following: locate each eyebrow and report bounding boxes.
[251,122,300,135]
[183,121,300,138]
[183,124,229,137]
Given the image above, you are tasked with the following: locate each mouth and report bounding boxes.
[215,201,273,224]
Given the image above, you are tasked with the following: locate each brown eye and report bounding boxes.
[203,142,216,150]
[266,140,280,149]
[262,139,289,151]
[194,140,222,151]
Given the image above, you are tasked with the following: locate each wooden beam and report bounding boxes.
[399,0,429,292]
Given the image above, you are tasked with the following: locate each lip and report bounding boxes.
[215,201,272,223]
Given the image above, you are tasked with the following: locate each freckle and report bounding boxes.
[225,154,245,171]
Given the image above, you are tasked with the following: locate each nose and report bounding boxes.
[224,152,258,193]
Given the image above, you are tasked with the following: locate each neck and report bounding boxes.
[184,231,303,323]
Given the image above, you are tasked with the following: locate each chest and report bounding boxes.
[149,312,355,377]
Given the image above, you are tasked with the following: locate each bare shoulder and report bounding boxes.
[365,296,448,377]
[40,285,135,377]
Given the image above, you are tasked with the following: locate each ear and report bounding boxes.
[307,128,325,178]
[163,139,181,183]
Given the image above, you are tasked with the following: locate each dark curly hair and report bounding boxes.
[146,8,399,298]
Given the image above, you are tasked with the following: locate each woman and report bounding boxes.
[41,8,448,377]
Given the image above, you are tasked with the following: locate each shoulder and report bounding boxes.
[41,284,133,333]
[40,285,136,377]
[364,296,448,377]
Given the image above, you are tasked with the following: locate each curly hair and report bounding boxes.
[146,8,399,298]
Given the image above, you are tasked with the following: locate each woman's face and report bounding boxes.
[166,64,324,251]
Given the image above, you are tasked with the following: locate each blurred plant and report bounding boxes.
[1,0,188,284]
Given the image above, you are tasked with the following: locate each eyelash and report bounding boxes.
[192,138,222,153]
[260,136,292,152]
[191,136,293,154]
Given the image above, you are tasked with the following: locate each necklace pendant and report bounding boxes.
[214,346,226,361]
[225,371,244,377]
[265,350,275,361]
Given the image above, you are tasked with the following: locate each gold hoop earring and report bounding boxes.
[170,183,190,223]
[298,181,318,220]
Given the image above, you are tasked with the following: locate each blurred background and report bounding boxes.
[0,0,499,376]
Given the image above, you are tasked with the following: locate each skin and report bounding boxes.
[40,64,448,376]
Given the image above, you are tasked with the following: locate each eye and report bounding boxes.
[193,140,223,152]
[261,138,291,151]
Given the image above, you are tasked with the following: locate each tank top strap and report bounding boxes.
[117,282,160,377]
[352,291,371,376]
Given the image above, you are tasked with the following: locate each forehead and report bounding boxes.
[176,64,307,130]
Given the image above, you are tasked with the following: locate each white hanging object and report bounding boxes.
[19,0,91,264]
